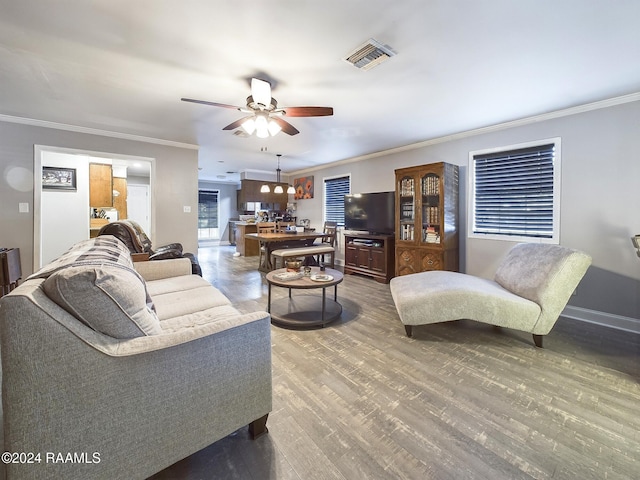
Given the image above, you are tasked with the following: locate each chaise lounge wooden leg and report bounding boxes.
[404,325,413,337]
[248,413,269,439]
[533,334,543,348]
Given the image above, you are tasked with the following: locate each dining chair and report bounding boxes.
[316,221,337,265]
[276,221,296,232]
[257,222,277,268]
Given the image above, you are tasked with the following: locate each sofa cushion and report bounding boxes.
[43,264,162,338]
[145,274,215,297]
[159,304,244,333]
[149,277,231,321]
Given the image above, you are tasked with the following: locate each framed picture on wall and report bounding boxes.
[42,166,77,191]
[293,175,314,199]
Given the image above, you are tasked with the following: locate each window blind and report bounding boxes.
[472,143,555,238]
[324,176,350,225]
[198,190,218,228]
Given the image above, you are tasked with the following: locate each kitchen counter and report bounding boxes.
[232,222,259,256]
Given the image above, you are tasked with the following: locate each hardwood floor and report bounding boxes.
[149,245,640,480]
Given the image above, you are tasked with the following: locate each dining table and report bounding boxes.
[244,231,327,272]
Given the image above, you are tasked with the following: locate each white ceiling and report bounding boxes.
[1,0,639,183]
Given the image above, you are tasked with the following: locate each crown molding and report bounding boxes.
[0,114,199,150]
[289,91,640,176]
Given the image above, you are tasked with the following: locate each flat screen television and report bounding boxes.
[344,191,395,235]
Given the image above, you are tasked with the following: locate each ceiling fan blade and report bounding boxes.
[222,115,254,131]
[271,116,300,136]
[282,106,334,117]
[181,98,241,110]
[251,78,272,107]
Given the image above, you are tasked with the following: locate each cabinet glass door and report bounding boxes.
[397,175,415,241]
[421,172,441,244]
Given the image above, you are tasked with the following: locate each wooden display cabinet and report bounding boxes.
[395,162,459,276]
[344,232,395,283]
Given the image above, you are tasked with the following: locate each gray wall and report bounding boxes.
[294,100,640,323]
[0,121,198,276]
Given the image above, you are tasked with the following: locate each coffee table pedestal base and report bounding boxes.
[269,295,342,328]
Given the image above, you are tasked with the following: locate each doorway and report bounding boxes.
[127,184,151,235]
[34,145,155,270]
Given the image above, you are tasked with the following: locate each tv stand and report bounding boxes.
[344,232,395,283]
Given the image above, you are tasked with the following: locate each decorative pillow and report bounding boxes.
[43,264,163,338]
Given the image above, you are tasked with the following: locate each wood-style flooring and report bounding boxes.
[149,245,640,480]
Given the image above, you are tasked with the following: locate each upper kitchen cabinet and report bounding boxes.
[237,179,289,208]
[89,163,113,207]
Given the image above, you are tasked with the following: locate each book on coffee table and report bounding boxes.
[273,271,304,281]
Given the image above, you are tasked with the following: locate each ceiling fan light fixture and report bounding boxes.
[287,185,296,194]
[241,118,256,135]
[260,184,270,193]
[268,119,282,136]
[183,76,332,137]
[255,114,269,138]
[273,185,284,194]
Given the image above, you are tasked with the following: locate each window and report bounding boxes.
[198,190,219,239]
[469,138,561,243]
[323,175,350,226]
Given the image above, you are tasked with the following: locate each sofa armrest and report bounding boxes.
[154,242,184,254]
[148,249,183,260]
[103,310,271,356]
[134,257,192,281]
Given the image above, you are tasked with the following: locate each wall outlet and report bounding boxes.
[183,206,191,213]
[19,202,29,213]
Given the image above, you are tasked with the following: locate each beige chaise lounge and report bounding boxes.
[0,236,272,480]
[390,243,591,347]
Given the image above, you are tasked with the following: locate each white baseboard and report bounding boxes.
[562,306,640,334]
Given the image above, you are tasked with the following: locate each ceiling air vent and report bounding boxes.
[344,38,396,71]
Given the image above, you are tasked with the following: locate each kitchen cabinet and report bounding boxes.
[234,222,259,256]
[237,179,289,208]
[89,163,113,207]
[113,177,128,220]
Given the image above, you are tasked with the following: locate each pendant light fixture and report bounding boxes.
[273,154,283,193]
[261,154,295,195]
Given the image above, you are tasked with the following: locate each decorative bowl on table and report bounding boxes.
[285,258,303,272]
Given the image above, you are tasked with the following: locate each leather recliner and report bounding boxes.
[97,220,202,276]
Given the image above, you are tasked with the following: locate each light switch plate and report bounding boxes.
[19,202,29,213]
[183,206,191,213]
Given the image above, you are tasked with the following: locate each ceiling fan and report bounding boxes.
[181,78,333,138]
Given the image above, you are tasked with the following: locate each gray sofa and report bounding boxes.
[0,236,272,480]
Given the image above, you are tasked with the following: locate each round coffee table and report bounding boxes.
[265,267,343,328]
